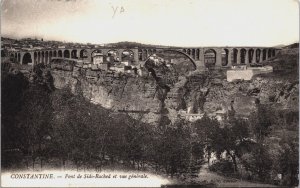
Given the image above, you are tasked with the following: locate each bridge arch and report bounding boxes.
[191,49,196,59]
[204,49,216,67]
[22,52,33,64]
[121,50,134,63]
[34,52,37,64]
[272,49,276,57]
[17,53,20,63]
[45,51,49,64]
[42,51,45,63]
[144,49,197,69]
[262,49,267,60]
[240,48,247,64]
[58,50,63,57]
[143,49,148,60]
[49,51,53,62]
[37,52,41,63]
[267,49,271,58]
[53,51,57,57]
[196,49,200,60]
[79,49,88,58]
[232,48,238,65]
[221,49,229,66]
[187,49,191,56]
[248,49,254,64]
[107,50,119,62]
[91,49,102,63]
[9,53,15,62]
[138,49,143,61]
[71,49,77,59]
[64,50,70,58]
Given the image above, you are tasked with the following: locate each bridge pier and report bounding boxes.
[236,49,241,65]
[132,48,139,65]
[225,49,231,67]
[259,49,263,62]
[245,49,249,65]
[215,48,222,66]
[252,50,256,64]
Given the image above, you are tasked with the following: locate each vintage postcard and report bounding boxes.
[1,0,299,187]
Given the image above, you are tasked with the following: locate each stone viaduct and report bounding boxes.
[7,46,279,69]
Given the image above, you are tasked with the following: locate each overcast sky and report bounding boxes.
[1,0,299,47]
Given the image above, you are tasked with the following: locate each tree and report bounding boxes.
[195,115,250,174]
[249,104,272,142]
[16,85,53,170]
[1,72,29,168]
[278,133,299,186]
[193,114,219,165]
[153,120,198,178]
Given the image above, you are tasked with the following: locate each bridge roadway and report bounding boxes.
[6,46,279,69]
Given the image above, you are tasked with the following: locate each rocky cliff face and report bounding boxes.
[49,64,298,125]
[51,67,164,124]
[48,49,298,124]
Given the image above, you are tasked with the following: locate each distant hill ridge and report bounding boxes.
[1,37,299,49]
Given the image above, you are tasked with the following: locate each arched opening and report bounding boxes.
[262,49,267,60]
[138,49,143,61]
[196,49,200,60]
[17,53,21,63]
[58,50,63,57]
[232,48,238,65]
[22,53,32,64]
[41,51,45,63]
[107,50,119,63]
[240,48,247,64]
[64,50,70,58]
[187,49,191,56]
[45,51,49,64]
[183,49,187,53]
[121,50,134,65]
[71,50,77,59]
[267,49,271,58]
[10,54,15,62]
[53,51,57,57]
[34,52,37,64]
[272,49,276,57]
[91,50,103,63]
[248,49,254,63]
[79,49,88,58]
[256,49,261,63]
[38,52,41,63]
[204,49,216,67]
[191,49,195,59]
[49,51,53,62]
[221,49,229,66]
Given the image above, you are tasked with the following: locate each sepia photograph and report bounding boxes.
[1,0,299,187]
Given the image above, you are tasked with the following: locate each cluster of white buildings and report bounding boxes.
[90,52,138,75]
